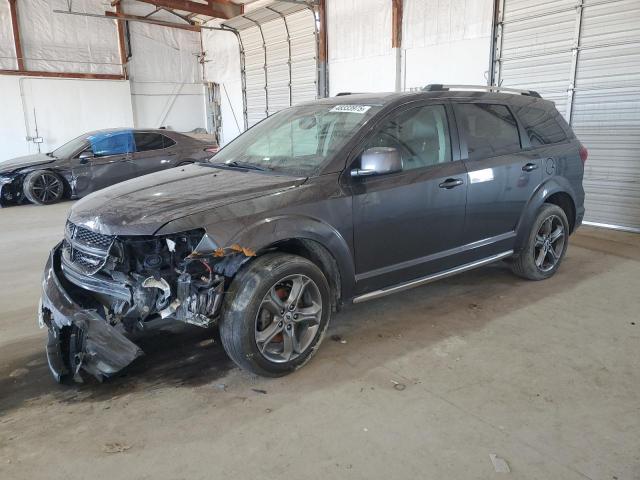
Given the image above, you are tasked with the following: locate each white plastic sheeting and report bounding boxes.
[403,0,493,89]
[327,0,492,94]
[3,0,120,74]
[327,0,396,94]
[0,1,15,69]
[202,26,244,145]
[124,3,206,131]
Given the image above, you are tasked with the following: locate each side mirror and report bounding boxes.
[351,147,402,177]
[78,151,94,164]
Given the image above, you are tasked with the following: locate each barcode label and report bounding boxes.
[330,105,372,114]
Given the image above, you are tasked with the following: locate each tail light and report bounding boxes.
[579,145,588,164]
[204,146,219,154]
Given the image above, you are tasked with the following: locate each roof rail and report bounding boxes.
[335,92,362,96]
[422,84,541,98]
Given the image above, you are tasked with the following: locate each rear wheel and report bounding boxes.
[219,253,331,377]
[23,170,65,205]
[511,204,569,280]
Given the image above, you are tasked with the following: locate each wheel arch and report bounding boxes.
[224,215,355,307]
[514,178,578,252]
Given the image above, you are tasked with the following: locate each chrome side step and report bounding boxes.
[352,250,513,304]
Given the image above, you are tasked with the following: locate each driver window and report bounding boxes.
[88,131,135,157]
[363,104,452,171]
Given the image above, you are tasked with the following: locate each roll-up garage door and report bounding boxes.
[222,2,319,129]
[494,0,640,231]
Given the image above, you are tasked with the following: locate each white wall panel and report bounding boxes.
[0,76,133,160]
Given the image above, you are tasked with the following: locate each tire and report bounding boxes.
[511,203,570,281]
[219,253,331,377]
[23,170,65,205]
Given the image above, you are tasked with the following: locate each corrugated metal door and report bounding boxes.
[229,4,318,128]
[494,0,640,231]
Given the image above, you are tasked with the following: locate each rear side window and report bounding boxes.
[517,107,568,146]
[134,132,166,152]
[455,104,521,160]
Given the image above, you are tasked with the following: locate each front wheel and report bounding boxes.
[511,204,569,280]
[23,170,65,205]
[219,253,331,377]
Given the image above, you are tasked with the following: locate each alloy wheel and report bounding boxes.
[255,274,323,363]
[32,173,62,203]
[534,214,565,272]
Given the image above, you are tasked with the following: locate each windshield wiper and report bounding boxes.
[45,152,54,157]
[221,160,267,172]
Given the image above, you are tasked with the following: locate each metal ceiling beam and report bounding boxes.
[54,10,203,32]
[107,11,201,31]
[135,0,241,19]
[0,69,125,80]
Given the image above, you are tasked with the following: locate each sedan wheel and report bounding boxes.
[23,170,65,205]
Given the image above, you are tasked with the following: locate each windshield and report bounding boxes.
[211,103,381,175]
[52,134,90,158]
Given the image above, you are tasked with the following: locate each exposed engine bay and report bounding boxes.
[39,220,254,382]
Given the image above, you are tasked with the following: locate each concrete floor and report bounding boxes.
[1,201,639,480]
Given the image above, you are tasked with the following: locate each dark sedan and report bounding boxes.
[0,129,218,206]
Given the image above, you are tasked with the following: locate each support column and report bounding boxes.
[566,0,584,123]
[317,0,328,98]
[8,0,24,71]
[114,2,129,79]
[392,0,403,92]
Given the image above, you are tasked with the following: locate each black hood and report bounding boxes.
[0,154,56,174]
[68,164,305,236]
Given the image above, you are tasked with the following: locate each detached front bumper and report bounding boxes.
[39,243,142,382]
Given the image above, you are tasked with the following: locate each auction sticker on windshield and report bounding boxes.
[330,105,372,114]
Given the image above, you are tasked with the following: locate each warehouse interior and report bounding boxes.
[1,0,639,478]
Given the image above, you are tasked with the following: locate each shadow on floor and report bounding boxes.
[0,244,625,416]
[0,326,233,415]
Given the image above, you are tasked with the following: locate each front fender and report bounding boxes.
[514,177,578,251]
[228,215,356,301]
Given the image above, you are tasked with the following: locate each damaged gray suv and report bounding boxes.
[40,85,586,382]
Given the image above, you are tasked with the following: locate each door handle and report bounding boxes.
[522,163,539,172]
[439,178,464,189]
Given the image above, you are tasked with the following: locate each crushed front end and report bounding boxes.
[39,221,253,382]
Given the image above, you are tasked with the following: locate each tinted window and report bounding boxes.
[363,104,452,170]
[517,107,568,146]
[455,104,521,160]
[134,132,165,152]
[53,134,89,158]
[89,131,135,157]
[163,136,176,148]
